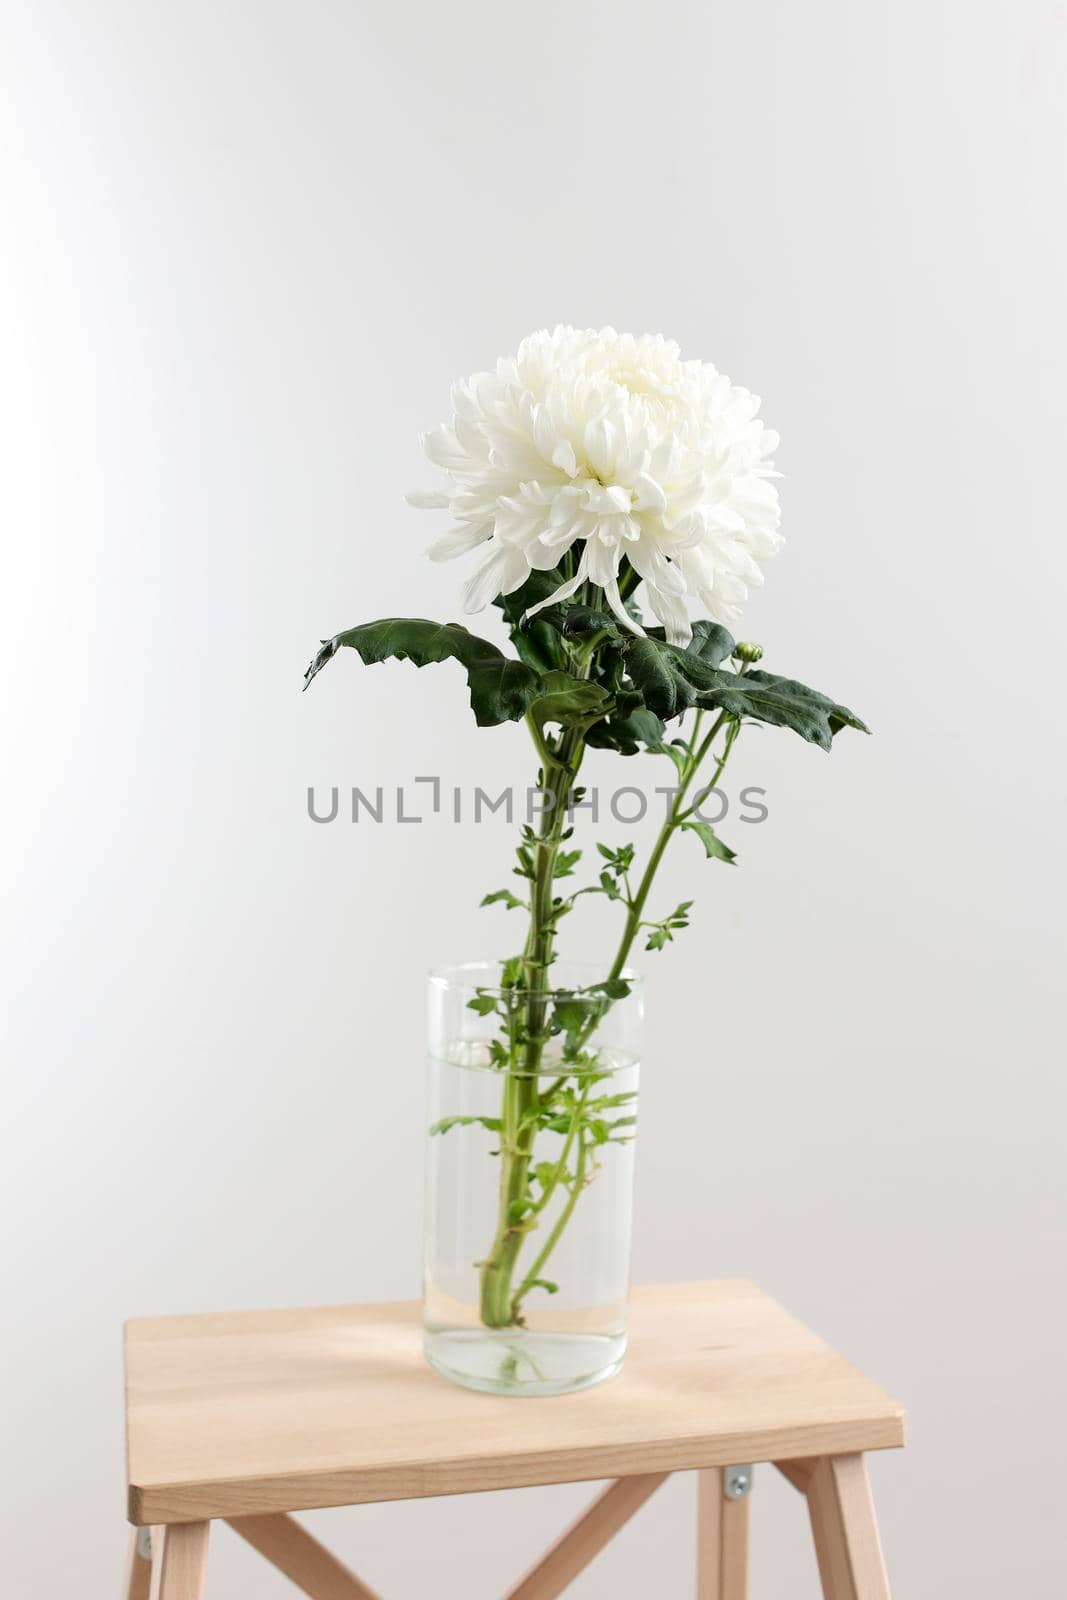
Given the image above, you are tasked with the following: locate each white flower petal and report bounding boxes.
[645,583,692,646]
[405,488,450,510]
[421,425,469,471]
[631,472,666,514]
[462,542,528,613]
[603,578,645,637]
[523,549,591,620]
[426,521,493,562]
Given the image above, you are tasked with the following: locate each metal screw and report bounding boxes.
[724,1465,753,1499]
[136,1528,153,1561]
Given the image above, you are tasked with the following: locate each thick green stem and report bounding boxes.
[478,717,585,1328]
[479,683,743,1331]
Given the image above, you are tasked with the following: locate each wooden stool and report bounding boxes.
[121,1279,904,1598]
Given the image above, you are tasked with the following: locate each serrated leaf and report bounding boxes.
[553,849,582,879]
[553,997,596,1033]
[649,619,736,667]
[584,695,666,756]
[480,889,526,910]
[429,1114,503,1136]
[528,671,613,736]
[304,618,543,728]
[613,634,867,748]
[500,955,524,987]
[690,668,869,751]
[467,993,498,1016]
[682,820,737,863]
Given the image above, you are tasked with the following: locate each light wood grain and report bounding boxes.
[121,1529,152,1600]
[775,1457,816,1493]
[806,1455,891,1600]
[227,1513,383,1600]
[696,1468,749,1598]
[124,1280,904,1524]
[504,1473,667,1599]
[147,1522,209,1600]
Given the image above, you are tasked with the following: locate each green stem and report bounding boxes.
[479,669,744,1331]
[512,1129,590,1309]
[606,711,730,982]
[478,708,586,1329]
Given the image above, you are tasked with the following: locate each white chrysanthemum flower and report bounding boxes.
[407,326,782,647]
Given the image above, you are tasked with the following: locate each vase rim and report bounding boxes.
[428,959,644,997]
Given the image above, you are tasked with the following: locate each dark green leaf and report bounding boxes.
[584,699,667,756]
[493,567,569,627]
[648,619,735,667]
[621,636,717,718]
[304,618,542,728]
[690,669,869,750]
[528,671,613,736]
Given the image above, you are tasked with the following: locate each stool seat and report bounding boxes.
[124,1278,903,1526]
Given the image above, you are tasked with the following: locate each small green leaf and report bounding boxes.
[553,997,595,1033]
[467,993,498,1016]
[682,820,737,863]
[500,956,524,987]
[593,978,632,1000]
[660,740,690,777]
[481,889,526,910]
[599,870,621,900]
[429,1114,503,1136]
[645,927,671,952]
[553,849,582,879]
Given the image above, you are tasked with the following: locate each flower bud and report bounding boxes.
[733,641,763,664]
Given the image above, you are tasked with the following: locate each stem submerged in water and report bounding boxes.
[478,717,584,1328]
[478,694,743,1331]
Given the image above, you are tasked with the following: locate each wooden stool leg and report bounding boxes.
[121,1529,152,1600]
[696,1468,750,1598]
[148,1523,210,1600]
[806,1455,891,1600]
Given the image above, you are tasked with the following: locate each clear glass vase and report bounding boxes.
[423,962,642,1397]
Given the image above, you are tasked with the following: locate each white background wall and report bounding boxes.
[2,2,1065,1594]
